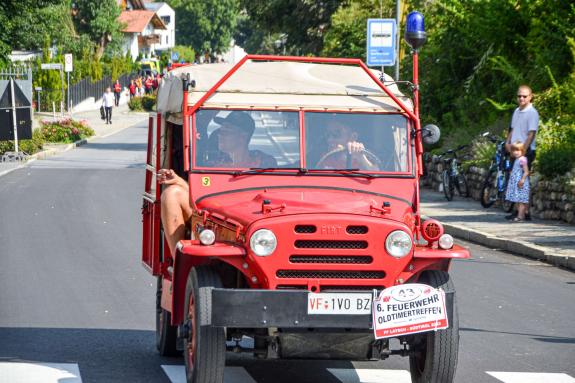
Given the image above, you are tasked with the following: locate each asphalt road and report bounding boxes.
[0,122,574,383]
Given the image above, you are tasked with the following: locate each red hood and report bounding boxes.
[197,188,414,227]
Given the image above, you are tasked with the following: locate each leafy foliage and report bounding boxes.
[128,97,144,111]
[238,0,343,55]
[167,0,240,56]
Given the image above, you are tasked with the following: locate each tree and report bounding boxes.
[0,0,68,65]
[239,0,343,55]
[167,0,240,57]
[72,0,124,59]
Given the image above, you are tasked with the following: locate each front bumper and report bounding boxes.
[207,288,373,328]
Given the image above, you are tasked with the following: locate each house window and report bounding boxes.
[161,16,170,25]
[166,35,169,45]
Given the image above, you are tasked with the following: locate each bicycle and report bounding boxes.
[439,145,469,201]
[479,133,514,212]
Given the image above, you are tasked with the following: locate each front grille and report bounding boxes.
[295,225,316,233]
[277,270,385,279]
[347,225,368,234]
[289,255,373,264]
[321,285,382,291]
[294,240,368,249]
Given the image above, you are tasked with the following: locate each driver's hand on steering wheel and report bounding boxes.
[346,141,377,169]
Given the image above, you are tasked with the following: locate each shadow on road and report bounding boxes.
[460,326,575,344]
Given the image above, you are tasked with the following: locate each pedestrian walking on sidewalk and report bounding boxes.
[129,79,136,99]
[505,141,530,222]
[102,87,115,124]
[113,79,122,106]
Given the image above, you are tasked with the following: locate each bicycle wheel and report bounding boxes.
[442,170,454,201]
[455,173,469,198]
[480,172,497,208]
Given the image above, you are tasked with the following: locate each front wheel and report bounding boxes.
[480,172,497,208]
[442,170,453,201]
[184,266,226,383]
[409,270,459,383]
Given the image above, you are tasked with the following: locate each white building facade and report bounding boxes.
[144,2,176,53]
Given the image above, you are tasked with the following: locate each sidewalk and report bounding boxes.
[421,189,575,271]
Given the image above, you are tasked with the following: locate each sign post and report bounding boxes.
[64,54,73,113]
[366,19,397,70]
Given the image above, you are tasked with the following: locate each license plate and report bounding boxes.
[307,293,372,315]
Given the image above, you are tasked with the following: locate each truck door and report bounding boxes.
[142,114,163,275]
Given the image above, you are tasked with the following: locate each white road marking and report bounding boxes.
[487,372,575,383]
[328,368,412,383]
[0,362,82,383]
[161,365,257,383]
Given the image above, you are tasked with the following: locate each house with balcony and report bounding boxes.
[118,1,175,61]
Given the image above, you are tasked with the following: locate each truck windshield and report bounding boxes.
[194,110,409,173]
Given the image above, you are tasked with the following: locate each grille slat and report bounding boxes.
[290,255,373,264]
[277,270,385,279]
[346,225,368,234]
[295,225,317,233]
[294,240,368,249]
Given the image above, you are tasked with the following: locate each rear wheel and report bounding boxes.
[442,170,453,201]
[455,173,469,198]
[184,266,225,383]
[409,270,459,383]
[480,172,497,208]
[156,277,180,356]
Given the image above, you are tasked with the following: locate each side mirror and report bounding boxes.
[422,124,440,145]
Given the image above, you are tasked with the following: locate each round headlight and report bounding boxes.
[199,229,215,245]
[438,234,454,249]
[250,229,277,256]
[385,230,413,258]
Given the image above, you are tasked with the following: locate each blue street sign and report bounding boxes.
[171,52,179,61]
[367,19,396,67]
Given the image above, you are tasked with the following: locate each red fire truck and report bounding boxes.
[142,13,469,383]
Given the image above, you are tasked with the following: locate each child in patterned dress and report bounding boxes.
[505,141,530,222]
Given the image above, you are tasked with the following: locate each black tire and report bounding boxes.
[442,170,453,201]
[184,266,225,383]
[156,276,181,356]
[409,270,459,383]
[455,173,469,198]
[480,172,496,208]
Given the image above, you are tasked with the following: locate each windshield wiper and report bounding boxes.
[233,167,307,176]
[305,168,375,179]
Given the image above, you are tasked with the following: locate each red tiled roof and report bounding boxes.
[118,10,165,33]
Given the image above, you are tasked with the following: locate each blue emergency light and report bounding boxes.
[404,11,427,50]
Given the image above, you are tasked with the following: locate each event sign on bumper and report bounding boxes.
[372,284,448,339]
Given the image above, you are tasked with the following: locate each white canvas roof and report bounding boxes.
[157,61,413,119]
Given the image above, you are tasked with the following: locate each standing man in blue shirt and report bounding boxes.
[506,85,539,220]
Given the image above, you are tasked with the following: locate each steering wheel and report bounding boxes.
[315,145,383,170]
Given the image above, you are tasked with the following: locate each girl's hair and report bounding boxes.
[511,141,526,155]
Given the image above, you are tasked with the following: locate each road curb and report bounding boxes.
[424,217,575,272]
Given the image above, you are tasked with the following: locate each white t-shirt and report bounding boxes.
[102,92,115,108]
[510,104,539,150]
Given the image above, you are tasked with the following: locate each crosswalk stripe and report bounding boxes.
[328,368,412,383]
[0,362,82,383]
[161,366,257,383]
[487,372,575,383]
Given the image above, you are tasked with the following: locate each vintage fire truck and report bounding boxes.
[142,13,469,383]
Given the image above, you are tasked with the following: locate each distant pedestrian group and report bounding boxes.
[128,74,161,98]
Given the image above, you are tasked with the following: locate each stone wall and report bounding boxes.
[421,154,575,224]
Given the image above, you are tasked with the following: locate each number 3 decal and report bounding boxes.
[201,177,211,187]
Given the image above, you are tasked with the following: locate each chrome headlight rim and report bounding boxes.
[250,229,277,257]
[385,230,413,258]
